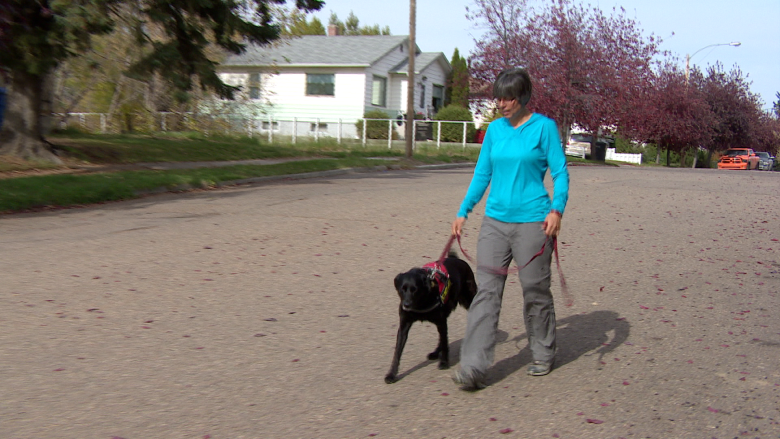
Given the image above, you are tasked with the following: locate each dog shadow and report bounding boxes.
[393,330,510,382]
[488,310,630,385]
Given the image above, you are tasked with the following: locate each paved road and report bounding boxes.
[1,166,778,439]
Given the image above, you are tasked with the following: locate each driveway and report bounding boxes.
[1,166,778,438]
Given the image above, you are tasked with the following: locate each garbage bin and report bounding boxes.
[475,129,486,144]
[415,122,432,141]
[593,141,607,161]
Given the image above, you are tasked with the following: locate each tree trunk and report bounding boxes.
[691,148,698,168]
[666,148,670,166]
[655,147,660,164]
[0,72,62,164]
[680,149,686,168]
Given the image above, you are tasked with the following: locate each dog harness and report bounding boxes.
[422,261,451,307]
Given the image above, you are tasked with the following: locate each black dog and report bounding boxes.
[385,253,476,384]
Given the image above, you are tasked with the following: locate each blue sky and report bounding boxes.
[310,0,780,111]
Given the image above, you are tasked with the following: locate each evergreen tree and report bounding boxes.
[446,48,470,109]
[0,0,323,162]
[281,9,326,36]
[328,11,391,36]
[774,92,780,119]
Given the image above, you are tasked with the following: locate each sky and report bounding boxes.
[310,0,780,111]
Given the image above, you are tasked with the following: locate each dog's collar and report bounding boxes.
[423,261,451,304]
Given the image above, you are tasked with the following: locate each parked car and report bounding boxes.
[755,152,775,171]
[565,133,593,157]
[564,133,613,159]
[717,148,760,170]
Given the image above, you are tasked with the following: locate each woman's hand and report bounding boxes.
[452,217,466,236]
[543,211,562,237]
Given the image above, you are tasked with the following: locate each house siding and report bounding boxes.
[218,67,366,138]
[364,42,408,118]
[395,59,449,118]
[419,62,448,117]
[215,36,451,140]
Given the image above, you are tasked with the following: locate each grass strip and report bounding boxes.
[0,158,384,212]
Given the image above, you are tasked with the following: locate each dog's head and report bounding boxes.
[394,268,438,312]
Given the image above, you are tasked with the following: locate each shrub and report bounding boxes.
[356,110,398,140]
[432,105,476,142]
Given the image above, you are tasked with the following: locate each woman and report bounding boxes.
[451,67,569,390]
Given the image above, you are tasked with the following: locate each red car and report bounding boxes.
[717,148,760,170]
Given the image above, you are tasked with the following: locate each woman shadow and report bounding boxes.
[488,310,630,385]
[391,310,628,383]
[391,329,511,382]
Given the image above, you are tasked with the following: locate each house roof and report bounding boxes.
[390,52,452,75]
[222,35,415,68]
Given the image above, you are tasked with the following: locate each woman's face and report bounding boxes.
[496,97,522,119]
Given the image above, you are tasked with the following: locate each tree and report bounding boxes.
[468,0,660,160]
[328,11,391,35]
[445,48,470,109]
[773,92,780,119]
[697,63,761,159]
[643,62,713,167]
[280,8,325,36]
[0,0,324,162]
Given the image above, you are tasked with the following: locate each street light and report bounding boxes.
[685,41,741,82]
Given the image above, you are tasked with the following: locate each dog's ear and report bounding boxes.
[394,273,404,291]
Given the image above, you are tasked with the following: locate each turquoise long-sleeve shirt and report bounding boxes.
[457,113,570,223]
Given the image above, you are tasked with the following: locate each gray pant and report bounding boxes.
[460,216,556,377]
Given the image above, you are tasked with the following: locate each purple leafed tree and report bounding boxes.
[468,0,660,159]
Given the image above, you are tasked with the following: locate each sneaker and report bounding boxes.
[527,360,553,376]
[451,369,486,391]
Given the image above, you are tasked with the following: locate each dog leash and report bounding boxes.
[440,234,573,307]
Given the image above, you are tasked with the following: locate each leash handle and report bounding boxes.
[446,233,573,307]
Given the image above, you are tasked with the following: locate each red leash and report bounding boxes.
[439,234,573,307]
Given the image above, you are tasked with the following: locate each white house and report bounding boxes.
[217,33,451,139]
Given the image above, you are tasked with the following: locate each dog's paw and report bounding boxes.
[438,361,450,370]
[427,351,440,361]
[384,373,397,384]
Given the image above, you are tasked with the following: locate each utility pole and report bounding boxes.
[404,0,416,158]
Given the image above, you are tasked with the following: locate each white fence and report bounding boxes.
[53,112,480,149]
[606,148,642,164]
[564,144,642,164]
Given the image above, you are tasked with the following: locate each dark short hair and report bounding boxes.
[493,68,532,105]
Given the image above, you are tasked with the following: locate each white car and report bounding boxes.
[565,133,592,158]
[755,152,775,171]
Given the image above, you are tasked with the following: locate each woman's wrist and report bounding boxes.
[550,209,563,218]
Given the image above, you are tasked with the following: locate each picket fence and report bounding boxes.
[54,112,643,163]
[53,112,481,149]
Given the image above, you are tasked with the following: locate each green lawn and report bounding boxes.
[0,131,617,213]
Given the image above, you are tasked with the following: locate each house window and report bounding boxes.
[432,85,444,113]
[261,121,279,130]
[310,122,328,132]
[419,83,426,108]
[248,73,261,100]
[306,73,335,96]
[371,75,387,107]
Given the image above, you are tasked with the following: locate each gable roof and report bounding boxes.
[222,35,413,68]
[390,52,452,75]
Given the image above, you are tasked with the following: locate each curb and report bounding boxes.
[133,162,477,197]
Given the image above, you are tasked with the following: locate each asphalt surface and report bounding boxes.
[1,165,778,439]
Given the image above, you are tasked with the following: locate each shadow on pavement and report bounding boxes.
[391,330,510,383]
[488,310,630,385]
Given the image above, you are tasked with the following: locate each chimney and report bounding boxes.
[327,25,339,36]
